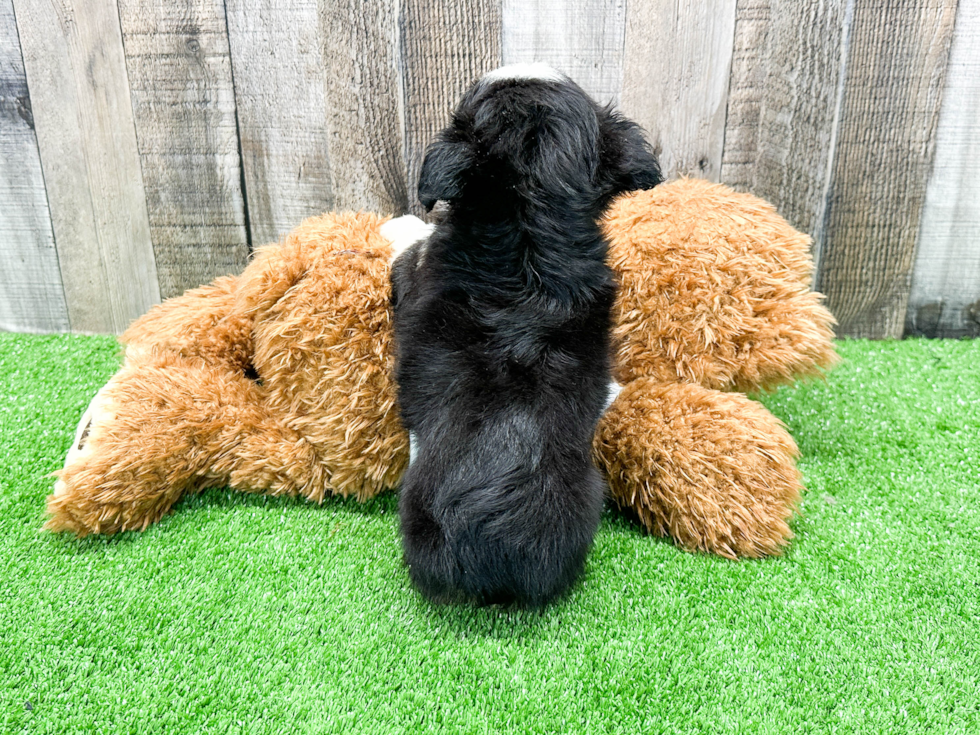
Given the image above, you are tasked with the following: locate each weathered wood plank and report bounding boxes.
[0,0,68,333]
[817,0,957,338]
[225,0,333,245]
[319,0,407,214]
[621,0,738,180]
[500,0,625,104]
[14,0,159,334]
[721,0,850,262]
[117,0,248,299]
[906,0,980,338]
[400,0,501,216]
[720,0,770,194]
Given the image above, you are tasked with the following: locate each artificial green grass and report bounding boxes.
[1,334,978,734]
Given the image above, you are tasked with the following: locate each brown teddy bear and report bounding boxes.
[46,178,836,559]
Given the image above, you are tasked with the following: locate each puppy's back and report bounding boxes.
[393,65,662,607]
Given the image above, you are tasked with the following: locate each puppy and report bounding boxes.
[390,64,662,607]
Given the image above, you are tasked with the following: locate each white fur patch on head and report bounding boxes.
[481,63,565,85]
[381,215,435,264]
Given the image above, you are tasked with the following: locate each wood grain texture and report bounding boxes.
[118,0,248,299]
[817,0,957,338]
[14,0,159,334]
[907,0,980,338]
[0,0,68,333]
[225,0,333,246]
[720,0,770,193]
[400,0,501,216]
[319,0,407,214]
[621,0,738,180]
[721,0,849,257]
[500,0,625,104]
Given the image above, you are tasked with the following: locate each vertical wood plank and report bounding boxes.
[817,0,957,338]
[500,0,625,104]
[721,0,850,256]
[906,0,980,338]
[14,0,159,334]
[621,0,738,181]
[117,0,248,299]
[400,0,502,216]
[319,0,407,214]
[0,0,68,333]
[720,0,771,194]
[225,0,333,245]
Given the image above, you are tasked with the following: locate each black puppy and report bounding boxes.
[390,64,661,607]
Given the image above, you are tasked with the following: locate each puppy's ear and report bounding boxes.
[418,140,474,211]
[597,106,663,196]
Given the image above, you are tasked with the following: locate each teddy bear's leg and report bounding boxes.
[120,275,253,371]
[594,378,803,559]
[45,357,293,536]
[207,418,333,504]
[48,371,191,535]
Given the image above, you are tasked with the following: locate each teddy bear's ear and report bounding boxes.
[596,105,663,198]
[418,139,474,211]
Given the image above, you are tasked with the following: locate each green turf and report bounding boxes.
[1,334,978,734]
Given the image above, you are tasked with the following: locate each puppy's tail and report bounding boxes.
[458,467,604,607]
[400,492,466,605]
[402,464,604,608]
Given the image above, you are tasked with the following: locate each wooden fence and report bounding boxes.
[1,0,977,338]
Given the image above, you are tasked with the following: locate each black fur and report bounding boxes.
[391,70,662,608]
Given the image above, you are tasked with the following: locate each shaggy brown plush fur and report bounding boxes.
[605,178,838,391]
[48,212,408,535]
[46,179,835,558]
[594,379,802,559]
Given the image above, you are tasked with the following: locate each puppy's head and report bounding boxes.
[418,64,662,214]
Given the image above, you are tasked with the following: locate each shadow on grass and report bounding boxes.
[171,485,401,517]
[414,585,568,639]
[44,485,401,554]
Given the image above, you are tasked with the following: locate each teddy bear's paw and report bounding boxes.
[45,481,179,536]
[595,378,803,558]
[52,380,120,498]
[46,359,246,536]
[380,215,435,264]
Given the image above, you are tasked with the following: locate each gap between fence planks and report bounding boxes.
[14,0,160,334]
[622,0,738,181]
[817,0,957,338]
[225,0,333,247]
[400,0,501,217]
[906,0,980,339]
[0,0,68,333]
[118,0,248,300]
